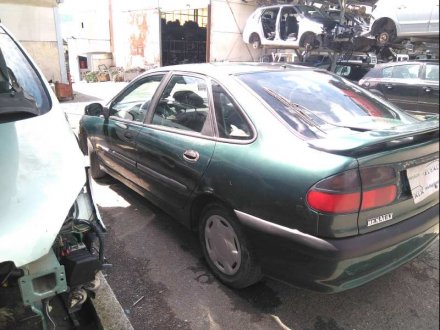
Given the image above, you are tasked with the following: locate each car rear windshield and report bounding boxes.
[0,27,51,122]
[238,69,418,139]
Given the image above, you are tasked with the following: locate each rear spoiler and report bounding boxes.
[308,120,439,157]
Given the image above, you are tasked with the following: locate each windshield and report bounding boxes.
[0,27,50,123]
[296,5,331,20]
[238,69,418,139]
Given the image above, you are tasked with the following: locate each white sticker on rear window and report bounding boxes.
[407,160,439,204]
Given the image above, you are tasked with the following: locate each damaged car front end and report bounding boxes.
[0,24,105,329]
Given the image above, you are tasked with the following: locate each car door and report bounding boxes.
[105,74,165,184]
[260,7,281,46]
[135,73,216,210]
[396,0,431,35]
[378,64,421,111]
[418,63,439,113]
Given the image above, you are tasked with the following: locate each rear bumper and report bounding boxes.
[235,205,439,293]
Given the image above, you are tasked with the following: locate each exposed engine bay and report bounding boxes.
[0,176,105,330]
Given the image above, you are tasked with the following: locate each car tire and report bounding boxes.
[300,32,316,49]
[375,21,397,45]
[199,203,262,289]
[88,140,107,180]
[250,34,262,49]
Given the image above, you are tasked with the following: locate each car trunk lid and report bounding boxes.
[309,118,439,234]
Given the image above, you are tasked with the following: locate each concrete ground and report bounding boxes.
[61,82,439,330]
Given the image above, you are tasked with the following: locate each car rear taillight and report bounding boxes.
[307,167,397,214]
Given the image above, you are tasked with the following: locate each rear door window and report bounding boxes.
[423,64,439,81]
[212,81,253,140]
[0,28,50,121]
[383,64,420,79]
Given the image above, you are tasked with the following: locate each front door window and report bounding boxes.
[151,75,211,135]
[111,75,165,123]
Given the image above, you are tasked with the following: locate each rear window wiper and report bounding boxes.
[263,87,327,134]
[263,87,372,133]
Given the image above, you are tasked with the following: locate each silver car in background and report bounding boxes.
[370,0,439,44]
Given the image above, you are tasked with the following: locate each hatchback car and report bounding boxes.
[359,61,439,113]
[370,0,439,44]
[243,5,338,49]
[80,63,439,292]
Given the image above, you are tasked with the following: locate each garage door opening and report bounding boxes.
[161,8,208,66]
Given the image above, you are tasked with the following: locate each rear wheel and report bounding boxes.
[199,203,262,288]
[88,140,107,180]
[374,20,397,45]
[250,33,262,49]
[300,32,317,49]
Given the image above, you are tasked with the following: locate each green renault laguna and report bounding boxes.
[79,63,439,292]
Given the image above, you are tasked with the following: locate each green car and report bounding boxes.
[79,63,439,292]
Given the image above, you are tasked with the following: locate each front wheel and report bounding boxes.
[299,32,317,50]
[250,34,262,49]
[88,140,107,180]
[199,203,262,289]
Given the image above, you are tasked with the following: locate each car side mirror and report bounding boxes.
[85,103,109,119]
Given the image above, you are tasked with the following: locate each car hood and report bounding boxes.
[309,119,439,157]
[0,107,86,267]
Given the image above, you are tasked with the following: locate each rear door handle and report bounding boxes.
[183,150,200,163]
[385,84,394,89]
[424,87,432,93]
[124,131,134,140]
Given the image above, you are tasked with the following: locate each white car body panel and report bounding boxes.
[370,0,439,38]
[242,5,327,49]
[0,26,86,267]
[0,106,86,267]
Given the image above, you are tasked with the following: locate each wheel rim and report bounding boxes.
[379,32,390,44]
[204,215,241,276]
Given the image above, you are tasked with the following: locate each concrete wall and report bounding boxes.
[210,0,260,62]
[59,0,111,82]
[0,3,62,82]
[112,0,161,69]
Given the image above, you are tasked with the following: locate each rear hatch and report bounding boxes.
[310,118,439,234]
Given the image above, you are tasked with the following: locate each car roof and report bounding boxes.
[143,62,315,79]
[374,61,438,69]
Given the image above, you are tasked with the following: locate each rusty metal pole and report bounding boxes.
[330,0,347,72]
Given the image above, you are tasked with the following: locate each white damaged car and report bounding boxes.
[0,24,104,328]
[243,4,339,49]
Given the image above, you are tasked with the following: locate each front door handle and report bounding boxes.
[424,87,432,93]
[124,131,134,140]
[183,150,200,163]
[385,84,394,89]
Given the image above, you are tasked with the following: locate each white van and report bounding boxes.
[0,24,104,328]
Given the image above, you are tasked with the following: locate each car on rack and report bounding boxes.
[370,0,439,45]
[359,61,439,113]
[80,62,439,292]
[0,24,104,329]
[242,4,338,49]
